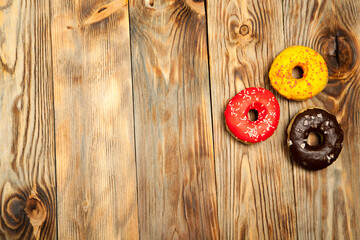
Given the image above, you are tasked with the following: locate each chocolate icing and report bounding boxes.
[287,108,344,170]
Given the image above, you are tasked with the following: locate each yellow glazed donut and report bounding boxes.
[269,46,328,101]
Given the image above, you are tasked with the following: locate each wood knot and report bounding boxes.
[228,16,252,45]
[144,0,154,7]
[97,7,107,13]
[23,195,48,238]
[3,194,26,226]
[0,193,29,236]
[185,0,205,15]
[320,28,357,78]
[81,200,90,213]
[82,0,128,26]
[25,198,46,223]
[0,185,55,238]
[228,15,241,43]
[240,25,249,36]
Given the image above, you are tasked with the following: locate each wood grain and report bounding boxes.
[51,0,139,238]
[0,0,359,238]
[206,0,298,239]
[129,0,219,238]
[0,0,56,239]
[283,0,360,239]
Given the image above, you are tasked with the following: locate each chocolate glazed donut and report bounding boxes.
[287,107,344,170]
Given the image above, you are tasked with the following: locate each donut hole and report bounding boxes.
[307,131,323,146]
[248,109,258,122]
[292,66,304,79]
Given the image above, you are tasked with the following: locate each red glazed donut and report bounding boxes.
[224,87,280,143]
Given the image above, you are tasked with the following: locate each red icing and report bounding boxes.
[224,87,280,143]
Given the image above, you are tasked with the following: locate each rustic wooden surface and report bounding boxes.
[129,0,218,238]
[283,1,360,239]
[206,0,297,239]
[51,0,139,239]
[0,0,359,239]
[0,0,56,239]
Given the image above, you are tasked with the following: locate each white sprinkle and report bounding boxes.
[244,126,259,138]
[287,139,293,147]
[324,131,328,134]
[326,155,331,160]
[269,111,277,117]
[325,121,329,126]
[300,143,306,149]
[311,116,315,119]
[317,113,323,118]
[303,120,309,126]
[305,115,310,119]
[239,116,247,121]
[329,154,334,158]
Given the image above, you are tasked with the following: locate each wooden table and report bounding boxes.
[0,0,359,239]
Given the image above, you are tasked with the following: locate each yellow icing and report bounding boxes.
[269,46,328,101]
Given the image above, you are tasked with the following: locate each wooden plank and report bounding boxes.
[283,0,360,239]
[0,0,56,239]
[51,0,139,238]
[206,0,298,239]
[129,0,219,239]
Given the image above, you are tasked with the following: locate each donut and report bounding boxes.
[269,46,328,100]
[287,107,344,170]
[224,87,280,144]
